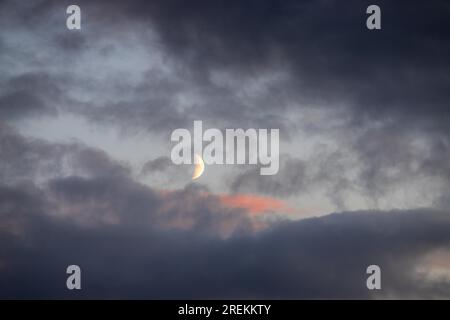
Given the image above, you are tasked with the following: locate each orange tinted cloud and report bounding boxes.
[218,193,293,214]
[156,189,293,216]
[158,188,321,218]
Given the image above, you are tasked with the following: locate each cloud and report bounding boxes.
[218,193,293,215]
[128,0,450,129]
[1,0,450,134]
[0,73,61,121]
[230,127,450,211]
[230,156,309,197]
[1,185,450,299]
[0,123,130,184]
[141,156,172,174]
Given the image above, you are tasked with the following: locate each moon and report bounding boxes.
[192,154,205,180]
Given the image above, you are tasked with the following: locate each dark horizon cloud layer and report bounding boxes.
[1,0,450,299]
[2,177,450,299]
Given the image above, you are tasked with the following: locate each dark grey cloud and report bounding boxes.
[2,0,450,134]
[45,174,260,238]
[124,0,450,129]
[141,156,172,174]
[1,181,450,299]
[0,124,131,183]
[0,73,62,121]
[0,123,64,183]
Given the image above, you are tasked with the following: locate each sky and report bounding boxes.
[1,0,450,299]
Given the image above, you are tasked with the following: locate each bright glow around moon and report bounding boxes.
[192,154,205,180]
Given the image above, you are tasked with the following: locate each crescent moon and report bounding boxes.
[192,154,205,180]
